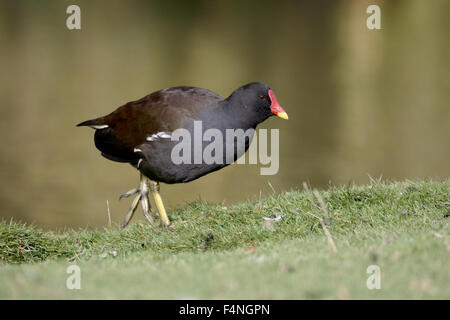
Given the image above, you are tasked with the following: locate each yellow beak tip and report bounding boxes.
[277,112,289,120]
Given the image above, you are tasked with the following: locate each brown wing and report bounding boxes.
[80,86,222,163]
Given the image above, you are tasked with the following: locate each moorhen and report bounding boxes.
[77,82,288,229]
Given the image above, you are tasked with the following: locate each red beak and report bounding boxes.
[268,90,288,119]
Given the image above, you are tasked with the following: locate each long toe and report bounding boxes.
[119,188,139,200]
[120,193,141,230]
[140,194,154,224]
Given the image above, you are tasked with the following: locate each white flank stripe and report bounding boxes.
[157,132,171,138]
[147,132,171,141]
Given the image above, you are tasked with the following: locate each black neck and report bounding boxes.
[215,94,270,129]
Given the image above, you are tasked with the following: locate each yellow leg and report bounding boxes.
[149,180,170,226]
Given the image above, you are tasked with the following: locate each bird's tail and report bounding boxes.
[76,116,109,129]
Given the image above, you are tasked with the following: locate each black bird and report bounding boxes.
[77,82,288,229]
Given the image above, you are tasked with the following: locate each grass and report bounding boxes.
[0,179,449,299]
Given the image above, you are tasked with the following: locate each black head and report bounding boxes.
[225,82,288,126]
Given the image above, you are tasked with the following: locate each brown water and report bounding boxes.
[0,0,449,229]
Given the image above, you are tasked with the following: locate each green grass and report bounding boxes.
[0,180,449,299]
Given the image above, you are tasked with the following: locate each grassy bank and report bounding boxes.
[0,180,449,299]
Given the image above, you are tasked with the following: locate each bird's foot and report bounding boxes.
[119,174,156,230]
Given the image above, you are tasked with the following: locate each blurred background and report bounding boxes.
[0,0,448,229]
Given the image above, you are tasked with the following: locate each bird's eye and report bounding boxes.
[259,95,265,100]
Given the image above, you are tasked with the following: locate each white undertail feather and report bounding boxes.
[89,125,109,130]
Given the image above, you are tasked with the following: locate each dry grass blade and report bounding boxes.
[302,182,320,210]
[313,190,330,220]
[106,200,112,228]
[302,182,337,253]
